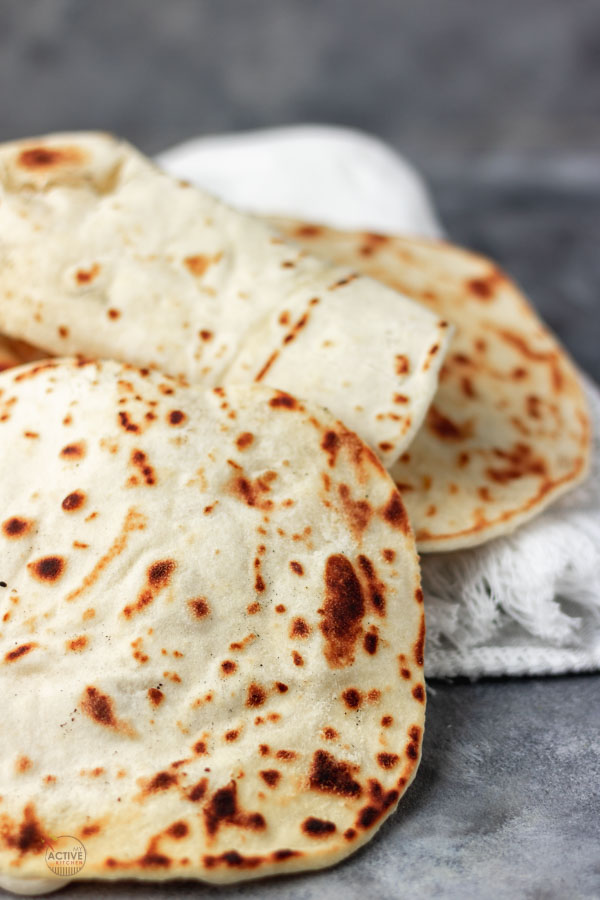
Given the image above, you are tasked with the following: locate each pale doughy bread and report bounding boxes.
[0,132,450,467]
[270,220,591,551]
[0,359,425,887]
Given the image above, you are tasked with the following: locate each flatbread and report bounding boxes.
[0,132,450,467]
[0,359,425,888]
[270,220,591,551]
[0,336,44,373]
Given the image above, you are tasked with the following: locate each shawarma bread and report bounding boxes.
[0,132,450,467]
[0,336,43,373]
[0,359,425,887]
[270,220,590,551]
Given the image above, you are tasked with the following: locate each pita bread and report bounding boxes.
[0,336,43,373]
[0,132,450,467]
[0,359,425,888]
[270,220,591,551]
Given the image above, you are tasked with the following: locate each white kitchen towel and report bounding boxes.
[158,125,600,679]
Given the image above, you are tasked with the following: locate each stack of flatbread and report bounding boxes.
[0,134,589,894]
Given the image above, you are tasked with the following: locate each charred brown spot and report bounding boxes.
[67,635,88,652]
[130,449,156,486]
[187,779,208,803]
[412,684,425,702]
[321,430,341,467]
[148,688,164,707]
[292,651,304,666]
[199,330,213,341]
[320,554,365,668]
[146,771,178,793]
[290,617,310,638]
[415,588,424,604]
[342,688,362,709]
[254,349,279,382]
[382,549,396,563]
[269,391,297,410]
[487,442,548,484]
[289,560,304,576]
[4,642,37,663]
[344,827,357,840]
[204,850,263,869]
[246,683,266,707]
[193,741,207,755]
[414,616,425,667]
[357,554,386,615]
[276,749,296,761]
[236,432,254,450]
[406,741,419,760]
[255,573,266,592]
[427,405,472,441]
[148,559,176,589]
[184,253,222,277]
[227,469,276,511]
[139,852,171,868]
[467,271,502,300]
[18,145,86,170]
[225,730,239,742]
[329,273,358,290]
[302,817,336,837]
[381,715,393,727]
[275,682,288,693]
[27,555,65,583]
[118,411,140,433]
[81,686,118,729]
[75,262,101,286]
[16,756,32,773]
[295,224,322,237]
[62,491,86,512]
[395,354,410,375]
[221,660,237,675]
[167,821,189,839]
[338,484,372,537]
[377,753,400,770]
[168,410,187,427]
[188,597,210,619]
[203,781,265,837]
[107,308,120,319]
[60,441,85,459]
[2,516,32,538]
[382,491,410,535]
[363,631,378,654]
[309,750,361,797]
[4,803,48,856]
[260,770,281,787]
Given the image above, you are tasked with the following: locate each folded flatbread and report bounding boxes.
[0,132,450,467]
[0,336,42,373]
[270,221,591,551]
[0,359,425,889]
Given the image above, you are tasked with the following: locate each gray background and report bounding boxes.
[0,3,599,899]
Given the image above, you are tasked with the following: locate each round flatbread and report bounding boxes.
[0,359,425,888]
[0,132,450,467]
[0,336,44,373]
[271,220,591,551]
